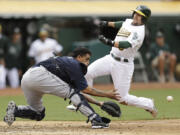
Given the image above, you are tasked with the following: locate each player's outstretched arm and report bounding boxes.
[100,21,123,29]
[98,35,132,49]
[99,21,113,28]
[81,92,121,117]
[82,86,117,99]
[81,92,103,106]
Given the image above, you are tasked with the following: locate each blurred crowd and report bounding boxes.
[0,25,63,89]
[148,30,177,83]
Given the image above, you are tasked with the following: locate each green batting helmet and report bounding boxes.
[132,5,151,24]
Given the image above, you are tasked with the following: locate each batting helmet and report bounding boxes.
[132,5,151,24]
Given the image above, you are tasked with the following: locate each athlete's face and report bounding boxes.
[133,13,143,25]
[156,37,165,46]
[13,33,21,43]
[39,33,48,41]
[76,54,91,66]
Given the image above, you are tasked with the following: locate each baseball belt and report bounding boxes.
[111,53,129,63]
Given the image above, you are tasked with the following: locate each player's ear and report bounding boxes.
[76,55,83,62]
[76,55,82,59]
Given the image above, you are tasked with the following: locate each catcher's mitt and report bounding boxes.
[101,101,121,117]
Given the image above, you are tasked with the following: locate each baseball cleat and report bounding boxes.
[152,108,158,118]
[91,120,109,129]
[146,100,158,118]
[66,104,77,111]
[150,106,158,118]
[146,107,158,118]
[4,101,17,126]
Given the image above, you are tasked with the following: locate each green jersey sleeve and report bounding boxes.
[114,21,124,29]
[118,41,132,49]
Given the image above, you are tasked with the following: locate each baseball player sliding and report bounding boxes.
[90,5,157,117]
[4,48,120,129]
[68,5,157,117]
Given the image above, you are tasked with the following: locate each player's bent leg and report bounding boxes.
[85,55,112,87]
[111,61,157,117]
[4,67,46,126]
[111,62,158,118]
[68,89,110,128]
[15,105,45,121]
[4,101,45,126]
[118,94,157,118]
[21,74,45,112]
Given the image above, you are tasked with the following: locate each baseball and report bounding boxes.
[166,96,173,102]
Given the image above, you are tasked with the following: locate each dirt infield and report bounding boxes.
[0,120,180,135]
[1,83,180,135]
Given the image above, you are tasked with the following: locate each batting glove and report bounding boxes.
[99,21,108,27]
[98,35,115,47]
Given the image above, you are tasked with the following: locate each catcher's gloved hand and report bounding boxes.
[99,21,108,27]
[101,101,121,117]
[98,35,115,47]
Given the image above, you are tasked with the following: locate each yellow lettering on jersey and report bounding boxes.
[119,48,124,51]
[117,28,131,37]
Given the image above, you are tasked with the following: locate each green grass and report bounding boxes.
[0,89,180,121]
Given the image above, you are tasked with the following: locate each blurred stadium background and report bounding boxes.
[0,0,180,85]
[0,1,180,135]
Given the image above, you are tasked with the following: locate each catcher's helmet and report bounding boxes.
[132,5,151,24]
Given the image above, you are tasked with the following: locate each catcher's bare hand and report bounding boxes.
[114,90,122,101]
[107,89,121,100]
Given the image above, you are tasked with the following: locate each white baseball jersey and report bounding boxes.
[111,19,145,59]
[85,19,155,112]
[28,38,63,64]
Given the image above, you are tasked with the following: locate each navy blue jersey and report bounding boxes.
[36,56,88,92]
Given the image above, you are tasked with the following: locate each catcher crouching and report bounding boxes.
[4,47,121,129]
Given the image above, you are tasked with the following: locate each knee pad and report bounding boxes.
[69,92,95,117]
